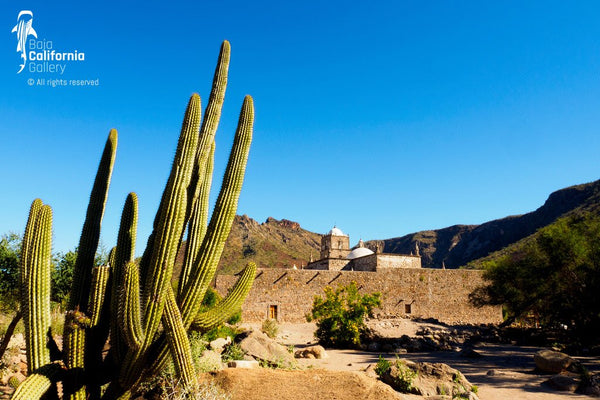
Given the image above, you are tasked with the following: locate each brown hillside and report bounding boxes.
[177,215,321,276]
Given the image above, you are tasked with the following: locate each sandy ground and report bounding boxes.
[242,321,600,400]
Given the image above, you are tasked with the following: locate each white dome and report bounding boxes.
[327,226,345,236]
[346,247,374,260]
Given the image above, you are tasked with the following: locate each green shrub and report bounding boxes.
[227,311,242,325]
[221,343,245,362]
[202,324,239,343]
[392,360,417,393]
[307,281,381,348]
[374,355,391,376]
[261,318,279,339]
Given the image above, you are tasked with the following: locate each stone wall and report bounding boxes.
[349,254,377,271]
[216,268,502,325]
[306,258,349,271]
[376,254,422,269]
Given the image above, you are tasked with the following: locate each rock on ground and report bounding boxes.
[209,337,232,354]
[237,329,295,368]
[294,345,328,359]
[380,359,478,399]
[545,374,580,392]
[534,350,579,374]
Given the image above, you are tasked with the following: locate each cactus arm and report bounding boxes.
[69,129,117,312]
[63,311,90,400]
[19,198,43,357]
[192,262,256,331]
[10,363,63,400]
[179,140,215,295]
[185,40,230,222]
[110,193,138,362]
[179,40,229,290]
[23,205,52,373]
[21,199,43,288]
[179,95,254,326]
[86,265,113,399]
[163,288,197,388]
[89,266,110,326]
[139,94,200,340]
[119,262,144,350]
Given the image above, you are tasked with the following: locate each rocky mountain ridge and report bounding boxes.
[189,179,600,273]
[367,179,600,268]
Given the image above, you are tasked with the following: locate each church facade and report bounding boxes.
[305,227,421,271]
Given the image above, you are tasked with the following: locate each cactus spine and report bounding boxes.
[13,41,256,400]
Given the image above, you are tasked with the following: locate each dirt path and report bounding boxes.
[243,321,600,400]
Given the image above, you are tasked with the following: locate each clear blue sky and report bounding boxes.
[2,1,599,254]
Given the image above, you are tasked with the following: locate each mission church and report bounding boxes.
[305,226,422,271]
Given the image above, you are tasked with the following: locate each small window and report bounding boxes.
[269,305,278,320]
[405,303,412,314]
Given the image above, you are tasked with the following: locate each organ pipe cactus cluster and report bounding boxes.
[12,40,256,400]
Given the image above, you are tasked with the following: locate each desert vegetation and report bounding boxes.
[307,282,381,348]
[470,212,600,346]
[1,40,257,400]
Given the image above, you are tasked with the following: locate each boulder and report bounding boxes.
[459,347,483,358]
[380,359,478,398]
[238,329,295,368]
[209,336,231,354]
[294,345,328,359]
[534,350,578,374]
[545,374,579,392]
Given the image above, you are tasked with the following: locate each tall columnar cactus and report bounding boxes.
[12,40,256,400]
[21,200,52,374]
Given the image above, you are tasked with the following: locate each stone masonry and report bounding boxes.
[216,267,502,325]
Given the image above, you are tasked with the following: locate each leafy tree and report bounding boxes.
[52,250,77,305]
[52,246,108,305]
[0,233,22,307]
[307,281,381,348]
[471,212,600,342]
[0,232,109,307]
